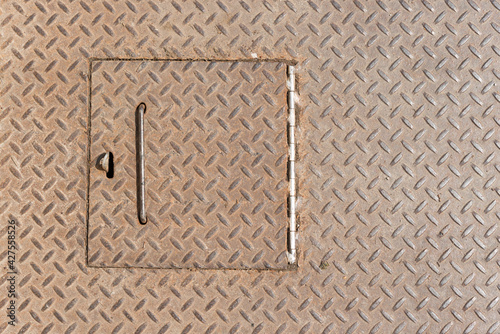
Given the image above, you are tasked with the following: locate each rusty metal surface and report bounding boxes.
[88,60,289,269]
[1,0,500,333]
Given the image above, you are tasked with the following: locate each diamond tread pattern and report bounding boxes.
[88,60,289,269]
[0,0,500,333]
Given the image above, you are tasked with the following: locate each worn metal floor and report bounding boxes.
[1,0,500,333]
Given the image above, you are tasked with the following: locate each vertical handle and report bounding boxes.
[136,103,147,224]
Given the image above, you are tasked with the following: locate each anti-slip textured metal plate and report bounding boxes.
[88,60,289,269]
[1,0,500,333]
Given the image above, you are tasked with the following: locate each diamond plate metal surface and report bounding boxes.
[1,0,500,333]
[88,59,289,269]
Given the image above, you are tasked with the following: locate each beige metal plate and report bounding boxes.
[88,60,289,269]
[1,0,500,333]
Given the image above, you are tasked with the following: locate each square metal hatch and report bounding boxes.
[87,59,289,269]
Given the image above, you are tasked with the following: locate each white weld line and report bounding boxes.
[287,65,297,265]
